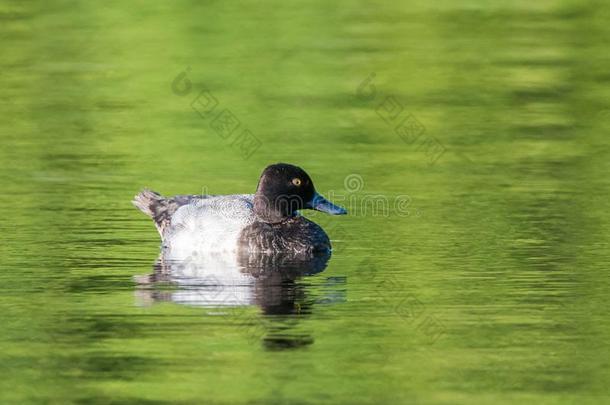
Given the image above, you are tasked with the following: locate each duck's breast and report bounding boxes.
[238,216,331,254]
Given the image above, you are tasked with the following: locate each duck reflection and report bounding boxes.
[134,250,344,350]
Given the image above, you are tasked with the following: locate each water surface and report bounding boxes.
[1,0,609,403]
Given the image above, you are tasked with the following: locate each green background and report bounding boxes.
[1,0,609,403]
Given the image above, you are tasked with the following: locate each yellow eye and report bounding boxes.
[292,178,302,186]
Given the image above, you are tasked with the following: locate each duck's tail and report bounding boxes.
[132,189,173,235]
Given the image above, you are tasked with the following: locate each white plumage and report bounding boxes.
[162,194,257,260]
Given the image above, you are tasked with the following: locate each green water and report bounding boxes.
[1,0,610,403]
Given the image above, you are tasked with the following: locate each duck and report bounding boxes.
[132,163,347,257]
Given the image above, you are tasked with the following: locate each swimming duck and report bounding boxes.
[133,163,346,256]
